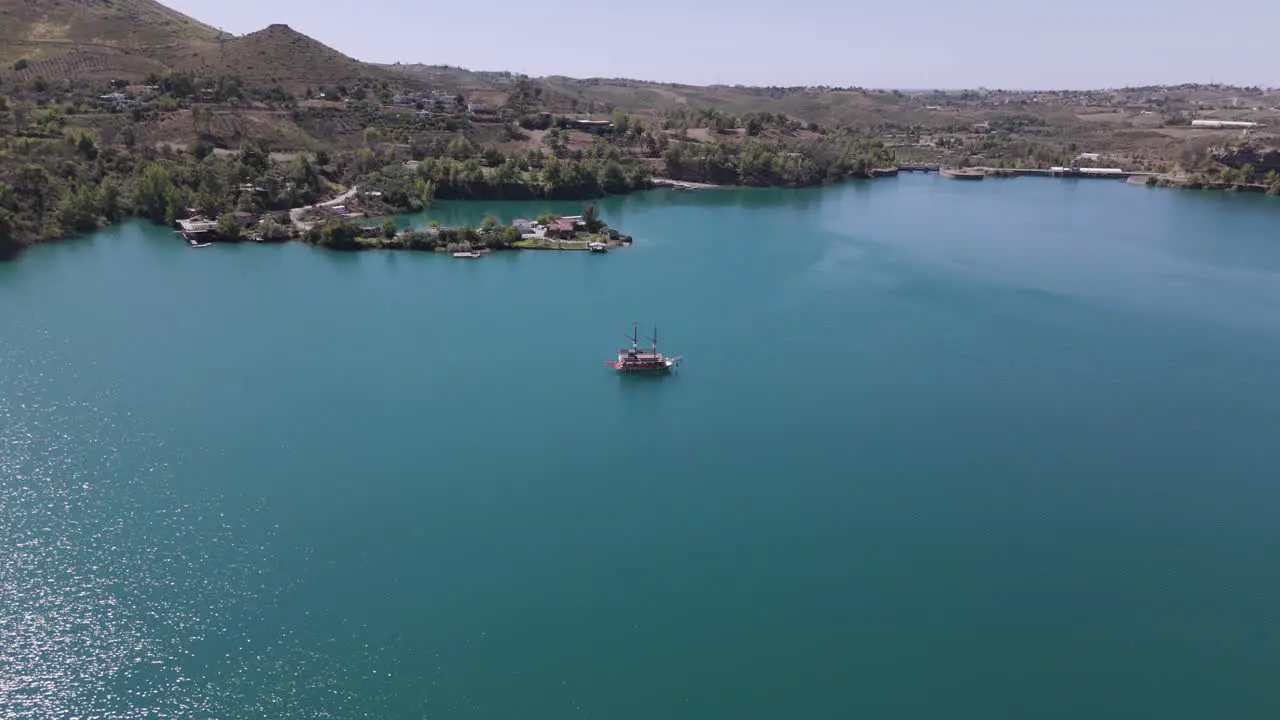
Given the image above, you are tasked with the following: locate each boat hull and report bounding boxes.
[607,363,673,373]
[607,324,681,373]
[604,357,680,372]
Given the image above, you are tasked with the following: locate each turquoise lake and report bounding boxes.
[2,174,1279,718]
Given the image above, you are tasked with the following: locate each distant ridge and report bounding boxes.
[0,0,226,72]
[0,1,392,89]
[186,23,389,91]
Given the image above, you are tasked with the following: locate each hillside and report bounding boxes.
[187,24,397,93]
[0,0,225,76]
[2,0,1279,258]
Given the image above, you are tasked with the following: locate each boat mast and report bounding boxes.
[652,325,658,353]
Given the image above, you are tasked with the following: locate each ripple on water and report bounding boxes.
[0,343,373,719]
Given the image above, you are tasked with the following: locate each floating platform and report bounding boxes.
[180,231,212,248]
[939,167,985,180]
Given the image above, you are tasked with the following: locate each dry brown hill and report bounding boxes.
[0,0,225,78]
[186,24,394,93]
[0,2,397,91]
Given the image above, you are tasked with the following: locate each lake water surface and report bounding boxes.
[3,175,1279,719]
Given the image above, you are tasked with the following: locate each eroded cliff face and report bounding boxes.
[1214,140,1280,174]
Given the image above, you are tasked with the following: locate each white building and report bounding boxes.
[1191,120,1260,129]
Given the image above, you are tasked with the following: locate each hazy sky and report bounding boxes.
[164,0,1279,89]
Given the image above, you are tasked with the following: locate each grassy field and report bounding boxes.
[514,233,616,250]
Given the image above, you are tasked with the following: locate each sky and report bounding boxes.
[164,0,1280,90]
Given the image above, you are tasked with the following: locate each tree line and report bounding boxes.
[302,217,525,252]
[360,154,652,208]
[660,133,895,186]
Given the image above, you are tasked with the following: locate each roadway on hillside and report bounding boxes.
[289,185,358,229]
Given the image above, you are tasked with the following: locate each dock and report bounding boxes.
[939,167,985,180]
[177,217,217,234]
[651,178,718,191]
[897,164,1146,180]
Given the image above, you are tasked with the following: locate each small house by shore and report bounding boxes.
[546,218,576,238]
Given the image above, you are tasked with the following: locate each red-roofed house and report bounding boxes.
[546,218,576,239]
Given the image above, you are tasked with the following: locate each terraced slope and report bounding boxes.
[186,24,392,93]
[0,0,226,76]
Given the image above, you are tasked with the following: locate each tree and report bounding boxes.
[612,109,630,135]
[238,141,268,174]
[482,146,505,167]
[448,136,474,159]
[493,158,521,184]
[663,145,684,177]
[15,164,52,217]
[55,185,101,233]
[0,209,16,256]
[382,220,398,239]
[601,161,629,194]
[543,127,565,155]
[192,138,215,160]
[481,215,500,232]
[134,164,175,222]
[1265,170,1280,194]
[581,203,604,232]
[411,177,435,208]
[216,212,241,240]
[317,219,362,250]
[75,132,98,160]
[258,220,293,242]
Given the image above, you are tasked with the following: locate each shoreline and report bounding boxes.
[6,170,1277,261]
